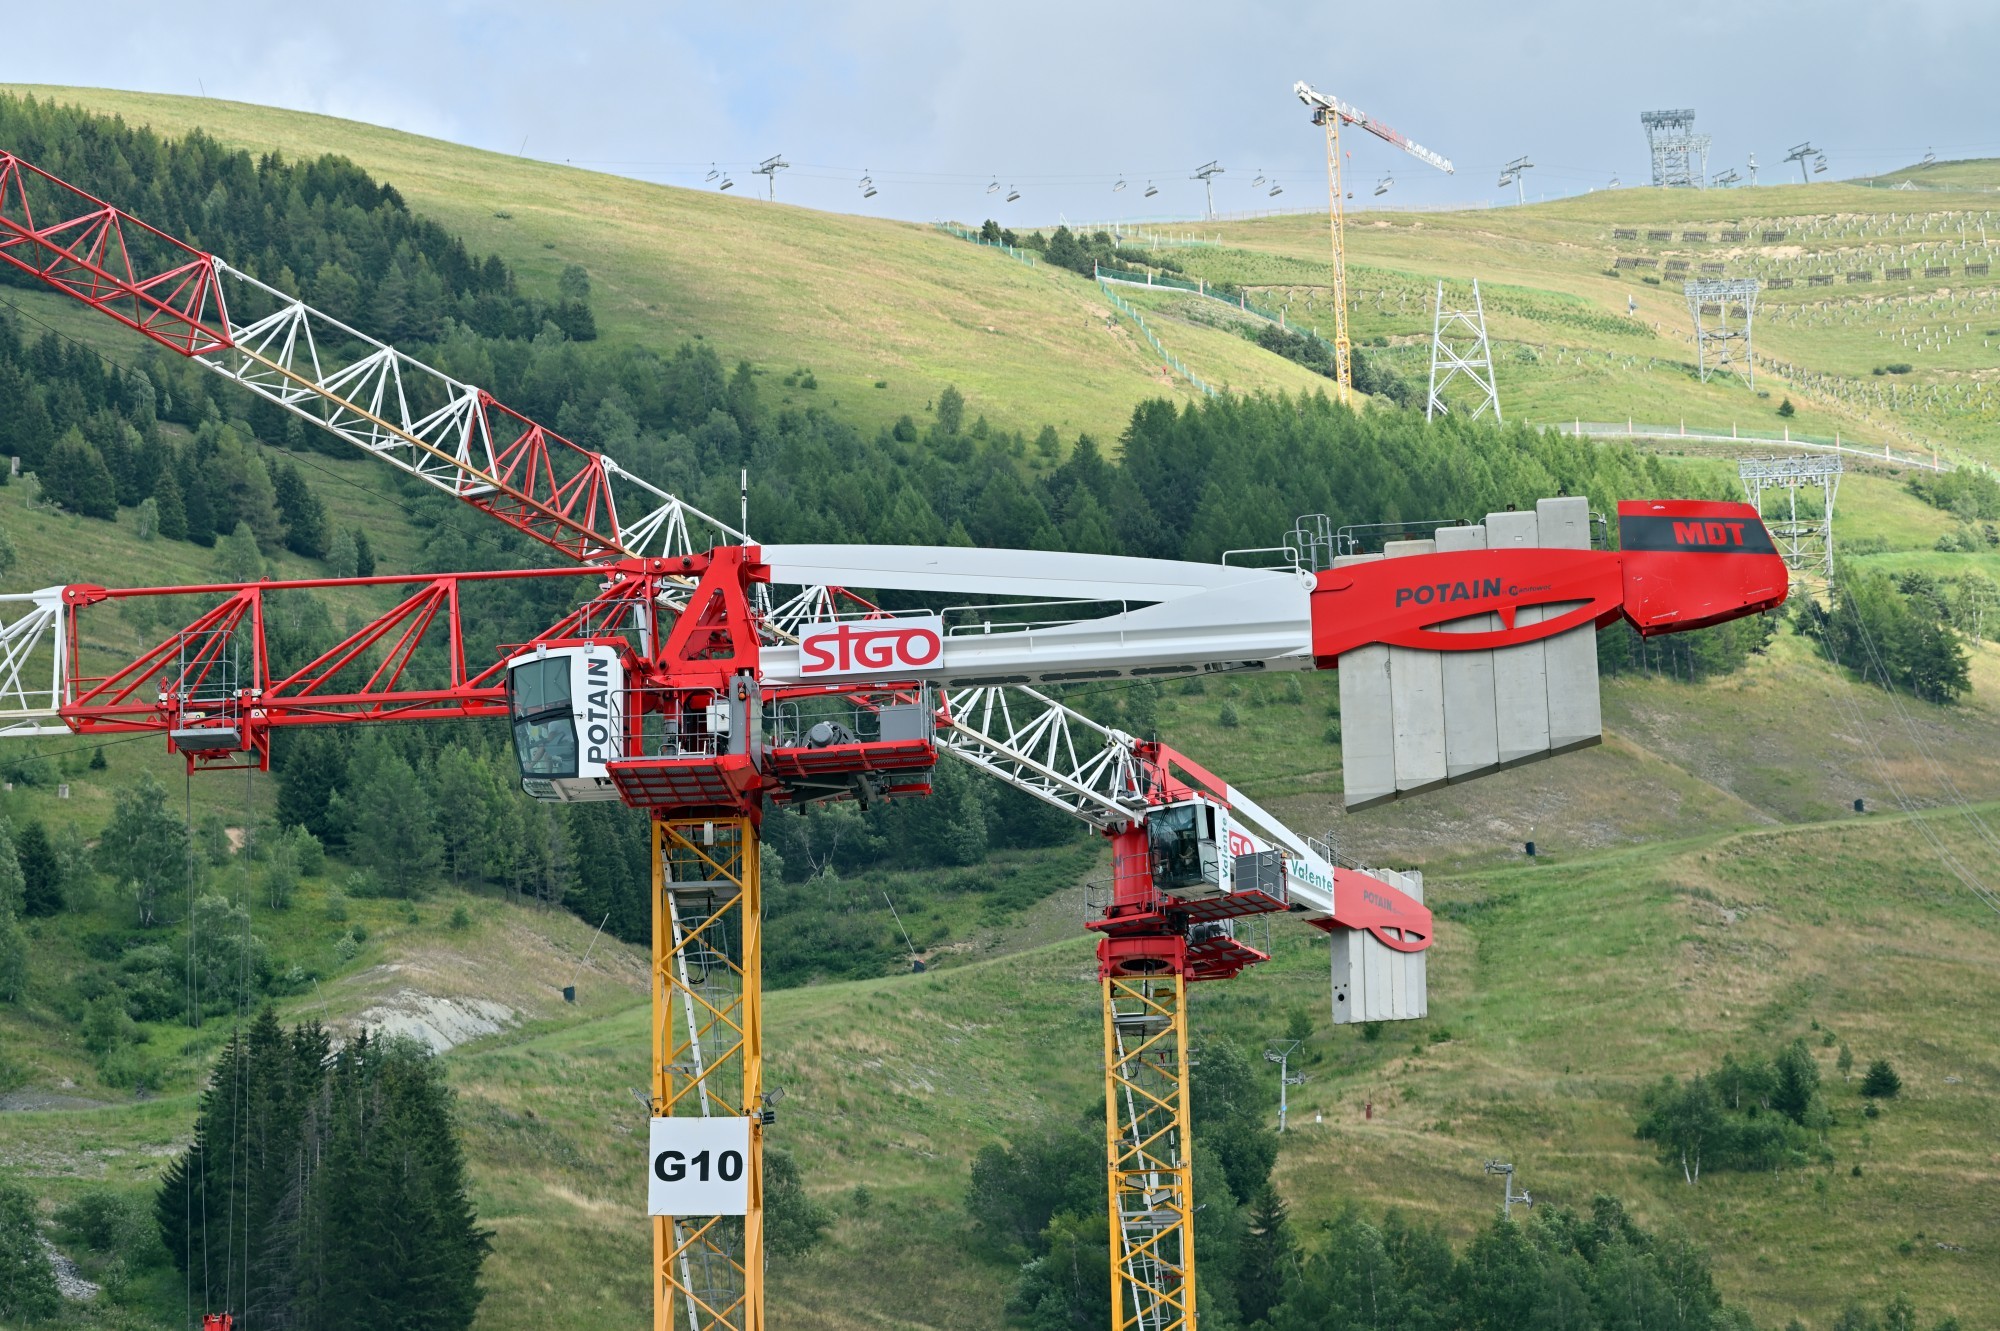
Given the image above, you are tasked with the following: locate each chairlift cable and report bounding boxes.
[1800,604,2000,914]
[1841,585,2000,859]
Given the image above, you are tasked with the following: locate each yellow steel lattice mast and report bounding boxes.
[1293,80,1456,410]
[653,817,765,1331]
[1104,973,1196,1331]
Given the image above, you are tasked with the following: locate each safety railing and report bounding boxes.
[1095,279,1216,397]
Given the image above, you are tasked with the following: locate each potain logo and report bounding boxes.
[799,616,946,677]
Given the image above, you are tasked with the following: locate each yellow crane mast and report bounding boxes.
[1293,81,1456,406]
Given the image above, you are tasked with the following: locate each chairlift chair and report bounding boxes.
[1268,181,1283,197]
[704,163,719,183]
[986,178,1001,194]
[1609,174,1622,188]
[1252,169,1266,187]
[1006,185,1021,203]
[1497,172,1514,189]
[719,174,735,191]
[1813,155,1829,174]
[1374,173,1393,197]
[1144,181,1159,198]
[1114,176,1128,192]
[1920,149,1938,168]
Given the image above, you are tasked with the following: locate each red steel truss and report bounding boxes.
[59,564,634,766]
[0,152,230,354]
[0,151,735,568]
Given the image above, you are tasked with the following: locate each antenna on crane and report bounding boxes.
[1293,79,1455,408]
[1191,160,1224,219]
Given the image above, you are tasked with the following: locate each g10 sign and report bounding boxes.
[798,615,946,678]
[648,1116,752,1216]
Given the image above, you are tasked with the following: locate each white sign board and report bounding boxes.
[797,615,945,679]
[648,1116,752,1217]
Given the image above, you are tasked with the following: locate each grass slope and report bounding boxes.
[0,84,1328,446]
[1112,170,2000,461]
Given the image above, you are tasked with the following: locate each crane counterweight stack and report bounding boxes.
[0,147,1793,1331]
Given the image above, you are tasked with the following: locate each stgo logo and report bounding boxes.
[799,615,946,677]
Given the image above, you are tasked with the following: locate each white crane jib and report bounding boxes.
[1292,81,1456,176]
[758,544,1316,688]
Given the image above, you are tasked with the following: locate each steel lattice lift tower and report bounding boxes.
[1641,109,1711,188]
[1426,279,1501,422]
[1739,454,1843,583]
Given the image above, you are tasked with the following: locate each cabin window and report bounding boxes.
[510,658,579,779]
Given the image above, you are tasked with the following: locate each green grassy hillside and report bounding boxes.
[0,85,1330,446]
[8,86,1994,468]
[1142,170,2000,462]
[0,86,1997,1331]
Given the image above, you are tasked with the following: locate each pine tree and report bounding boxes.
[353,528,376,577]
[347,750,440,894]
[1861,1058,1902,1099]
[1772,1038,1821,1123]
[179,450,215,546]
[292,1035,490,1330]
[271,457,330,557]
[152,459,188,540]
[1239,1183,1293,1325]
[16,819,61,916]
[40,426,119,518]
[0,1179,61,1321]
[275,731,349,846]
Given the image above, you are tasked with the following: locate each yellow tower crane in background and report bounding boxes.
[1293,81,1457,406]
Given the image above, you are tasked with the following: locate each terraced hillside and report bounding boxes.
[1121,167,2000,461]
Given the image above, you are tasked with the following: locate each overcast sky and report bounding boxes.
[11,1,1997,224]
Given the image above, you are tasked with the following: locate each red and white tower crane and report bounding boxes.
[0,149,1789,1331]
